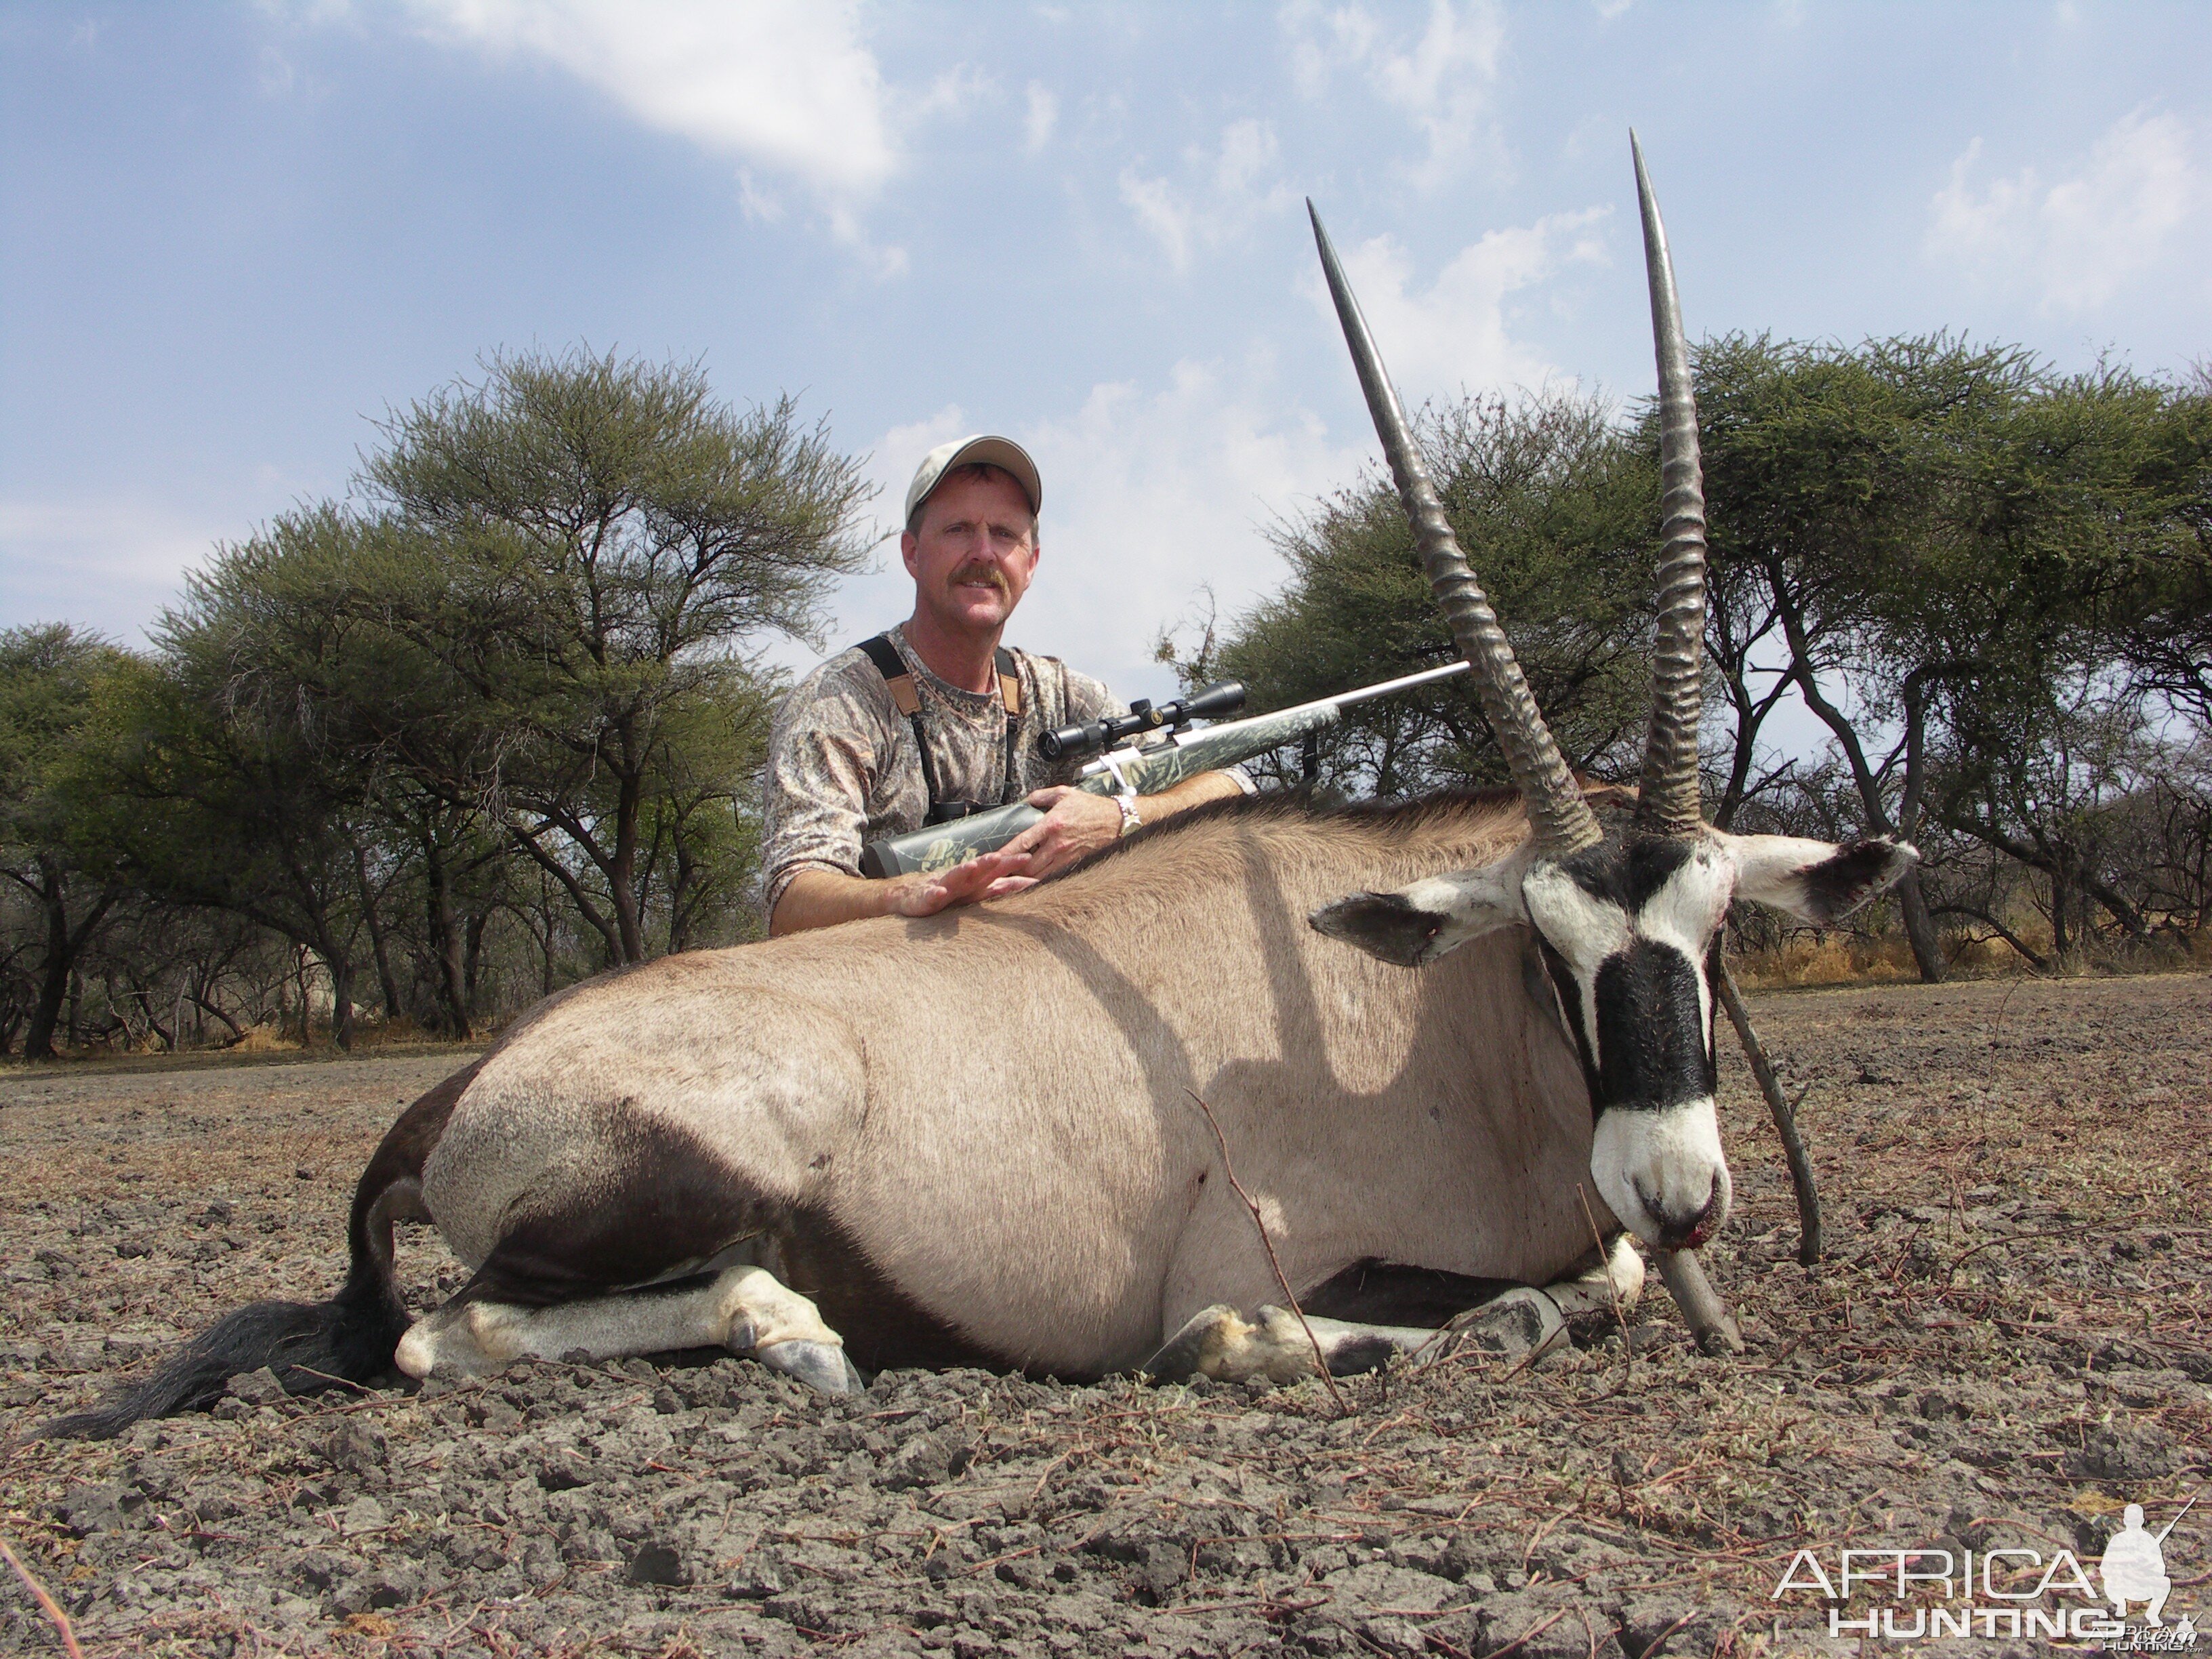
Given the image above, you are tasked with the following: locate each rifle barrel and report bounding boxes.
[1328,658,1471,710]
[1082,658,1471,777]
[1176,656,1469,737]
[2154,1490,2199,1544]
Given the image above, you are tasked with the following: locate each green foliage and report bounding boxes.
[1906,365,2212,954]
[78,615,380,1044]
[1694,334,2208,761]
[367,348,870,651]
[1,624,124,860]
[1691,333,2040,823]
[2118,367,2212,731]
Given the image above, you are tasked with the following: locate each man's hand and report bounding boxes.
[1000,785,1126,880]
[883,848,1037,918]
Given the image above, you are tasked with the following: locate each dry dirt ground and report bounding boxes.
[1,973,2206,1659]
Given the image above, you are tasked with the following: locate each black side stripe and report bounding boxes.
[1536,938,1601,1118]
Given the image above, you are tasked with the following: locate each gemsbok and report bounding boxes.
[55,136,1912,1438]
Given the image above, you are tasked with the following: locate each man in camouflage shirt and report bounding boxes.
[763,435,1248,935]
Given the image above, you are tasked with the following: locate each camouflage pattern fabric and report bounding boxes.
[760,626,1126,916]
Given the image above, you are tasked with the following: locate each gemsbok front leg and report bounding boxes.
[1141,1291,1564,1385]
[1142,1235,1644,1385]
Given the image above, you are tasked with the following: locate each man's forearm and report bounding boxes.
[769,868,902,937]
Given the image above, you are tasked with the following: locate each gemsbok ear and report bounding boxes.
[1309,857,1530,968]
[1726,833,1918,924]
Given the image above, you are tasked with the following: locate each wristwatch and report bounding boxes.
[1115,794,1142,837]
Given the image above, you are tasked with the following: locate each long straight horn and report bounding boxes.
[1631,132,1709,838]
[1308,201,1602,857]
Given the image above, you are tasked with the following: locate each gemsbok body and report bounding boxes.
[55,138,1912,1437]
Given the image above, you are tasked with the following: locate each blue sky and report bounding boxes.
[4,1,2208,707]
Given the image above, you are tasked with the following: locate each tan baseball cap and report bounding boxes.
[903,434,1042,526]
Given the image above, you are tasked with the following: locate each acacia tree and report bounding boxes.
[0,625,128,1057]
[1195,339,2209,979]
[85,636,376,1047]
[2113,365,2212,738]
[1194,390,1658,796]
[174,506,514,1033]
[1698,340,2212,975]
[628,670,779,954]
[1930,677,2157,956]
[1894,364,2209,957]
[361,350,872,964]
[1692,333,2053,979]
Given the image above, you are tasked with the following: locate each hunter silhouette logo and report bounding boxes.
[2102,1500,2186,1626]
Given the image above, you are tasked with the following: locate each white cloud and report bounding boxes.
[1015,358,1367,693]
[737,172,786,224]
[399,1,909,268]
[407,0,891,193]
[1927,108,2199,312]
[1282,0,1507,189]
[869,405,970,536]
[1119,173,1193,270]
[1315,209,1611,402]
[0,499,228,645]
[1215,119,1277,195]
[1024,82,1057,153]
[1285,3,1376,98]
[1120,119,1294,272]
[912,63,994,122]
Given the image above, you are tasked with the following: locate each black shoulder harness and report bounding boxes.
[855,634,1025,824]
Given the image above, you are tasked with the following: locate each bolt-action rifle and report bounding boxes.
[858,659,1473,878]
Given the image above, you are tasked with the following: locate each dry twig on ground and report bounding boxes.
[0,1536,84,1659]
[1186,1088,1348,1416]
[1717,958,1821,1264]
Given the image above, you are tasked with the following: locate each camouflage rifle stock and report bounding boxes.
[857,659,1471,878]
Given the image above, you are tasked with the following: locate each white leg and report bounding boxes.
[1544,1232,1645,1319]
[1144,1303,1342,1385]
[1145,1289,1566,1384]
[393,1265,863,1393]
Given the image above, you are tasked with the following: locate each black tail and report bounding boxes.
[42,1258,411,1439]
[43,1058,479,1439]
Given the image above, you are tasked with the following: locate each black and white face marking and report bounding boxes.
[1521,834,1735,1249]
[1309,822,1918,1252]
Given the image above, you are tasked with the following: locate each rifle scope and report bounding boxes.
[1038,680,1246,763]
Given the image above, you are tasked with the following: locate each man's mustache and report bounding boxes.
[949,562,1009,594]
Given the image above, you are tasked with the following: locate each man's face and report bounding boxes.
[901,467,1040,639]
